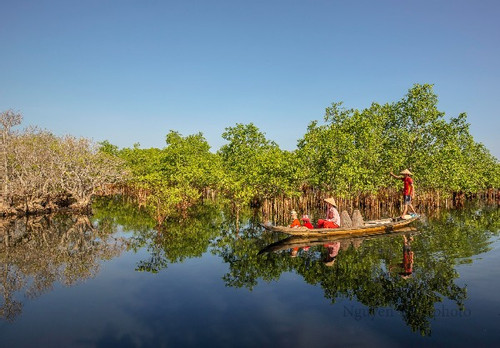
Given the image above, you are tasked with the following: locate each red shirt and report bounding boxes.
[403,176,413,196]
[403,250,414,274]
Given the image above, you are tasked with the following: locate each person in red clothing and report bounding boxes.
[400,234,414,279]
[317,197,340,228]
[388,234,414,279]
[289,210,301,228]
[390,169,417,219]
[301,214,314,229]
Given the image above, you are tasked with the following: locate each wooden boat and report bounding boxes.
[258,226,418,255]
[261,215,420,237]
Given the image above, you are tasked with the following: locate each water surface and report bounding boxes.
[1,200,499,347]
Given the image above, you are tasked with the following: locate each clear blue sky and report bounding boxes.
[1,0,499,158]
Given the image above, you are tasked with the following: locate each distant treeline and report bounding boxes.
[1,84,499,219]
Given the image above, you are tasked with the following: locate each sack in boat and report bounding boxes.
[352,210,364,227]
[340,211,352,228]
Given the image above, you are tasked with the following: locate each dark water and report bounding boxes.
[1,198,499,348]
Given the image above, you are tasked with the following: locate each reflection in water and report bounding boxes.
[216,205,499,335]
[1,196,498,341]
[323,242,340,266]
[131,204,225,273]
[397,235,414,278]
[0,214,126,322]
[92,196,226,273]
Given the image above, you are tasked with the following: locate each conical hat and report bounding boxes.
[324,197,337,207]
[400,169,412,175]
[324,259,336,267]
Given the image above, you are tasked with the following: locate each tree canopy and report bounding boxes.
[1,84,498,220]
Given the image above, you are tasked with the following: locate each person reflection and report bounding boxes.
[290,245,310,258]
[400,234,414,279]
[323,242,340,266]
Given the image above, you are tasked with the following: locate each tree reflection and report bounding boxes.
[0,214,126,322]
[132,203,224,273]
[92,196,225,273]
[214,205,499,335]
[90,197,500,335]
[212,208,296,289]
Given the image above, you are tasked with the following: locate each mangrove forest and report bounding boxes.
[1,84,498,221]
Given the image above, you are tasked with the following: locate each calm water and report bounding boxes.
[1,198,499,348]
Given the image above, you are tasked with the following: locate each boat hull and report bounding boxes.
[261,216,419,237]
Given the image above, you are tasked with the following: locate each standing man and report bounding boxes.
[390,169,417,219]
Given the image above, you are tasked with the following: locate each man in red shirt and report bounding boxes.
[390,169,417,219]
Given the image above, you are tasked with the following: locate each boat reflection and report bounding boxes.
[258,227,417,255]
[229,217,490,336]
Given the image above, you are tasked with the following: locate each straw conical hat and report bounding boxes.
[400,169,412,175]
[324,259,336,267]
[324,197,337,207]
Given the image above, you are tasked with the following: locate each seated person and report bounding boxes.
[289,210,301,228]
[301,214,314,229]
[317,197,340,228]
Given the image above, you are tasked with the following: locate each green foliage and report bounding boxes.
[116,131,221,223]
[105,85,499,222]
[7,82,497,217]
[297,102,390,195]
[297,84,500,197]
[218,123,301,214]
[98,140,119,156]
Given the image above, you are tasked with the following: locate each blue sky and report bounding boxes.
[1,0,499,158]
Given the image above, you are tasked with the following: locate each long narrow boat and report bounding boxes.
[261,215,420,237]
[258,226,418,255]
